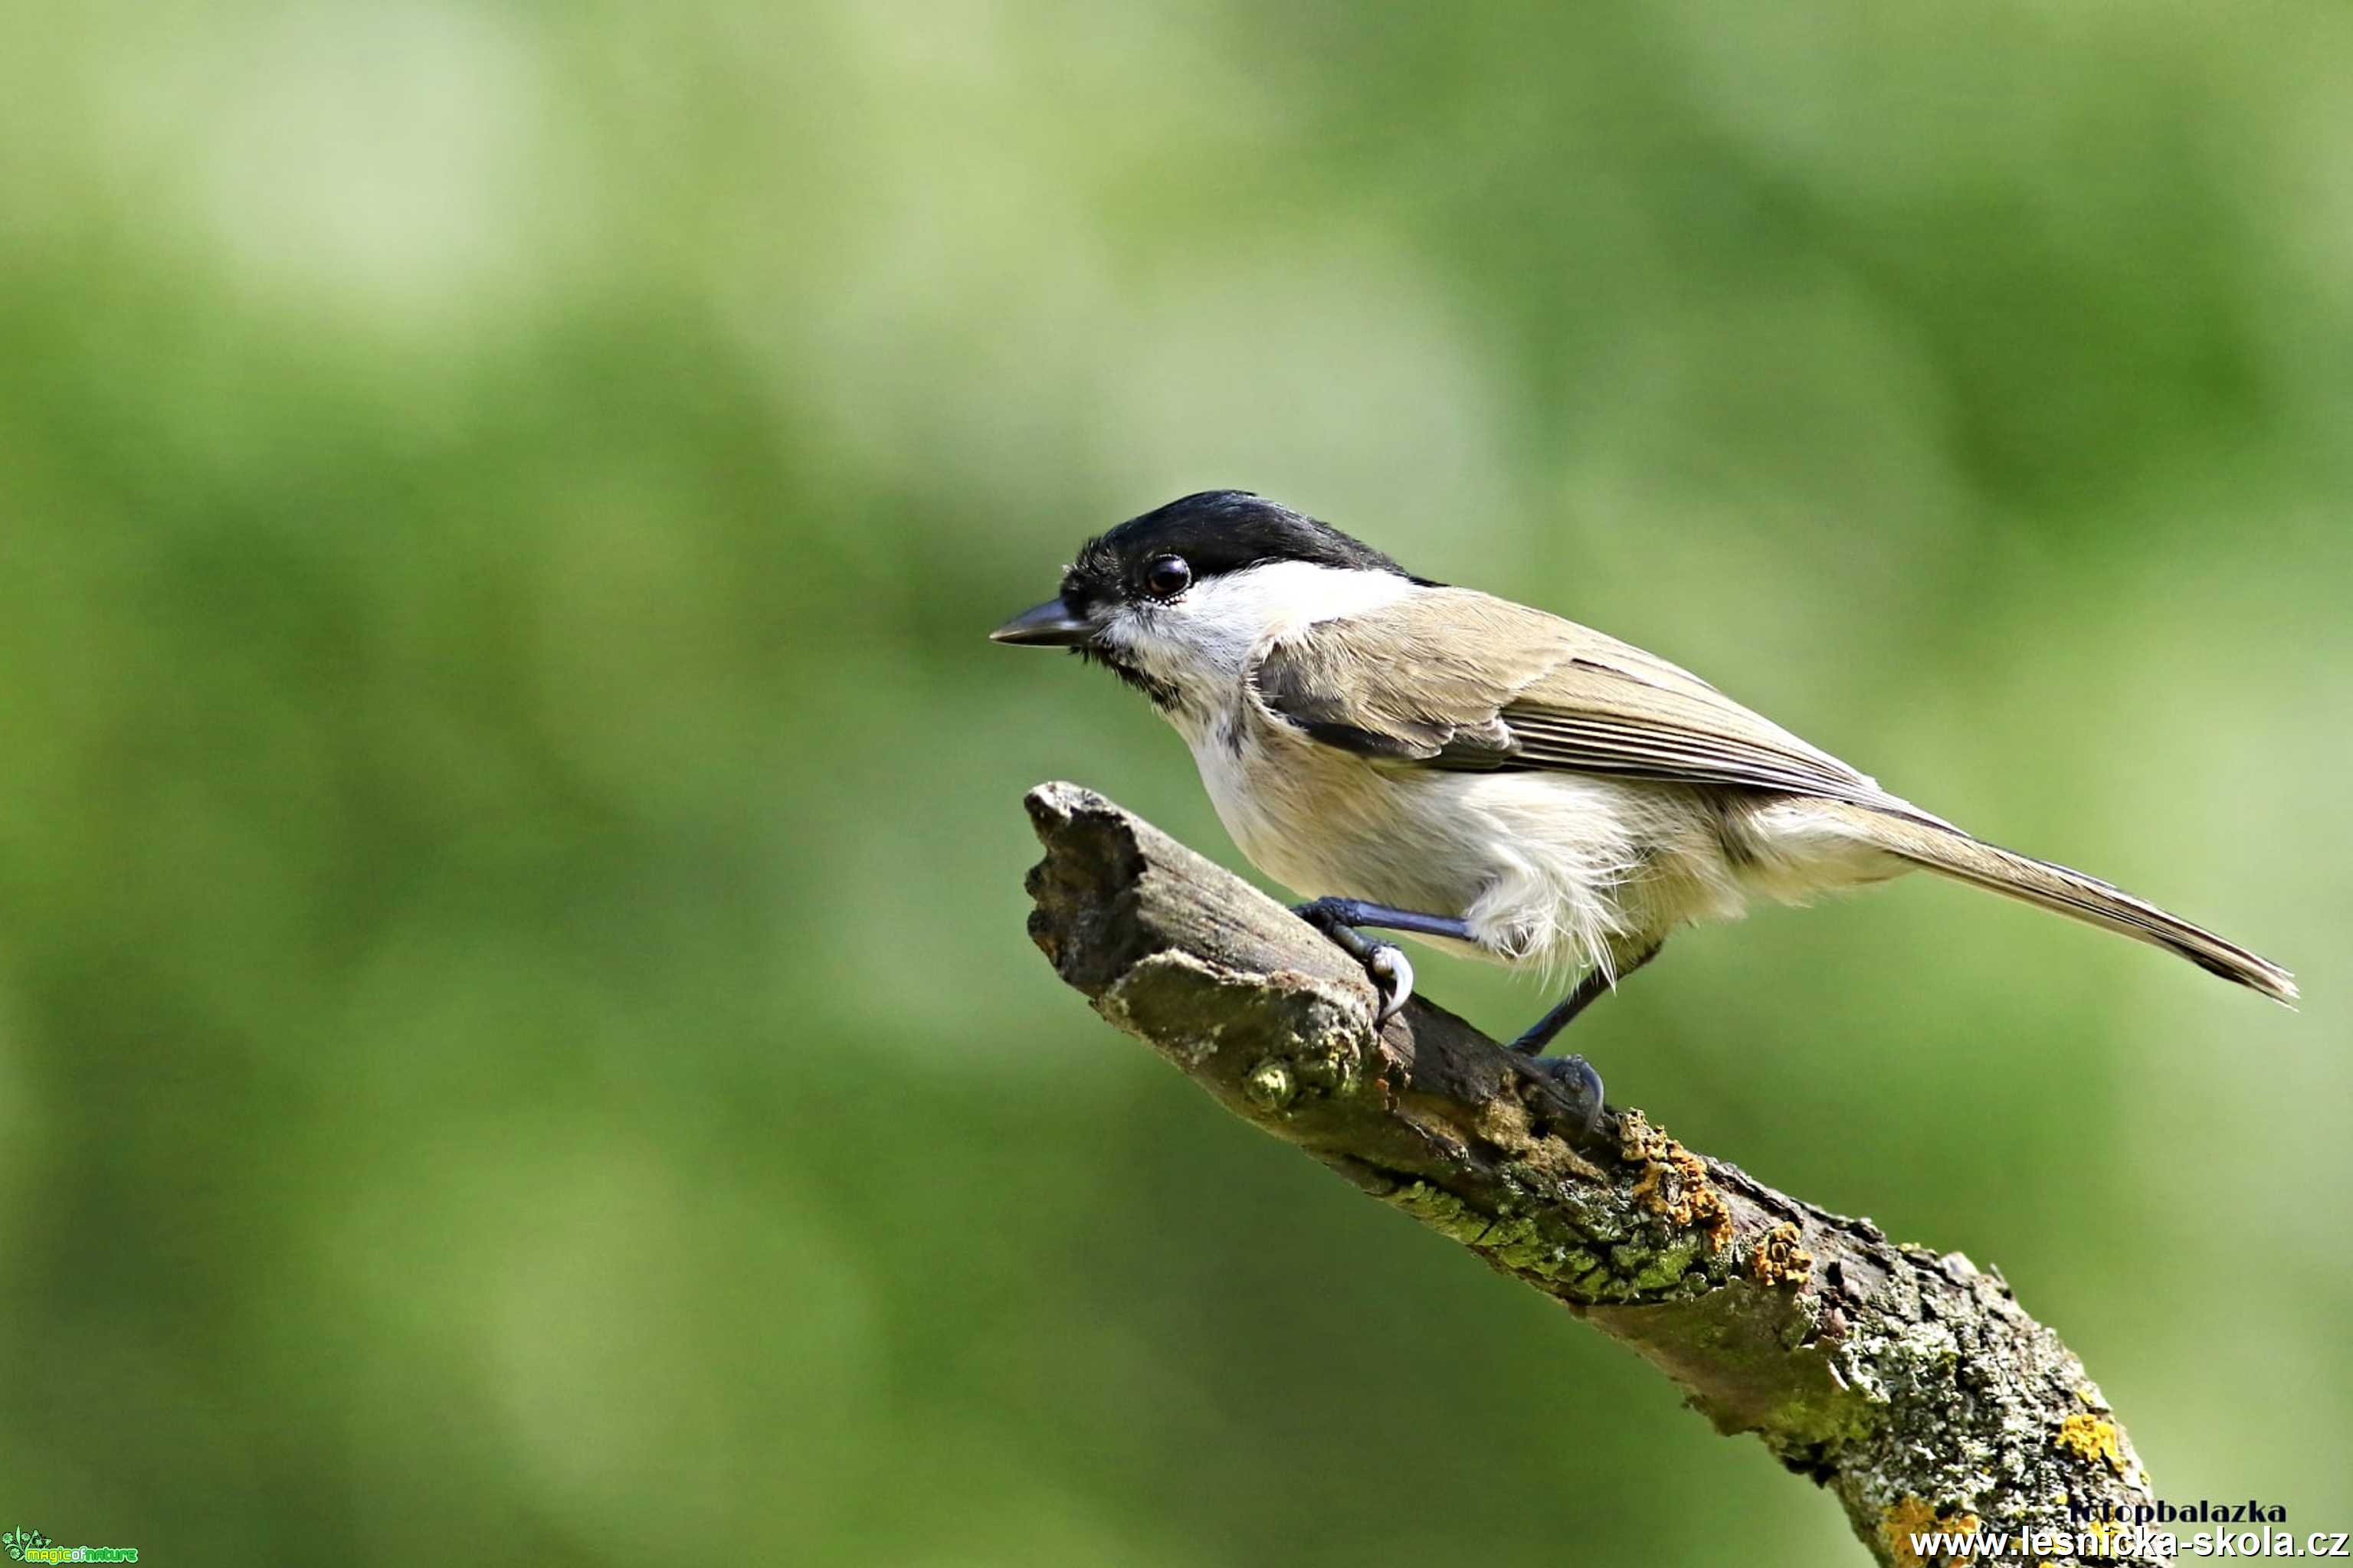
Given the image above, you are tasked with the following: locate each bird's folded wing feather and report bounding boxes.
[1250,588,1935,818]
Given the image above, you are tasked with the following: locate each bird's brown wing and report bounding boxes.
[1254,589,2297,1003]
[1251,588,1928,815]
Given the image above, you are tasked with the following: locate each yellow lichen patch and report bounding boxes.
[1882,1496,1981,1567]
[2055,1412,2127,1474]
[1751,1221,1812,1288]
[1617,1109,1732,1252]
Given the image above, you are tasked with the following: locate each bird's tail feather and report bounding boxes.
[1832,804,2298,1004]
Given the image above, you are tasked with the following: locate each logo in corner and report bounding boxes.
[0,1530,135,1563]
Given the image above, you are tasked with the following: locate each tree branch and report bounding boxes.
[1022,781,2166,1567]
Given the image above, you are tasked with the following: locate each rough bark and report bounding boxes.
[1021,781,2167,1567]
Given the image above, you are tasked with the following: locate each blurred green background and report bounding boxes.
[2,2,2348,1563]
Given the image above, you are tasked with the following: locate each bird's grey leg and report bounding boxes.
[1290,897,1474,1024]
[1496,942,1663,1123]
[1293,897,1476,944]
[1510,941,1663,1057]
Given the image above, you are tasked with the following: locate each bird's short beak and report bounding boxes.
[989,599,1101,647]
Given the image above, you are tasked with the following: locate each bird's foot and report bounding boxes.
[1518,1052,1606,1134]
[1292,900,1415,1023]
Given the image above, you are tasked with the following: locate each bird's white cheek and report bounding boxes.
[1102,563,1418,697]
[1103,605,1234,689]
[1098,611,1166,670]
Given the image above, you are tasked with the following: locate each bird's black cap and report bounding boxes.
[1060,491,1410,612]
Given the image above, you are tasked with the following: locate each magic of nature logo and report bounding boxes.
[2,1528,136,1563]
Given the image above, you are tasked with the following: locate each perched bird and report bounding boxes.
[992,491,2294,1098]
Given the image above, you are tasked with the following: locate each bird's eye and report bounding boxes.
[1144,555,1192,598]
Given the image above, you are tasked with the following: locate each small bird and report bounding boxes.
[993,491,2294,1097]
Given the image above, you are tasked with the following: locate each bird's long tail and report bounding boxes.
[1830,803,2298,1003]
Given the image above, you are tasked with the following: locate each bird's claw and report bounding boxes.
[1532,1052,1606,1131]
[1363,941,1414,1023]
[1292,901,1414,1024]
